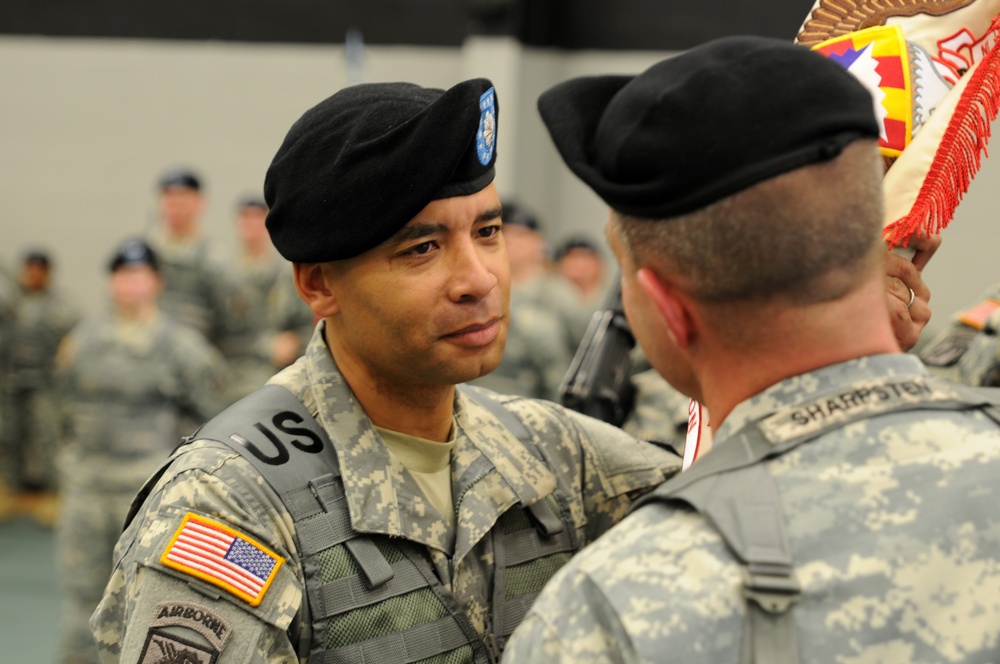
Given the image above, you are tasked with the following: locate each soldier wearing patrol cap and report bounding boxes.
[55,238,230,664]
[224,195,314,404]
[90,79,680,663]
[504,36,1000,662]
[146,166,252,360]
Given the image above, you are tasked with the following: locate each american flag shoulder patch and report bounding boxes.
[959,298,1000,330]
[161,512,284,607]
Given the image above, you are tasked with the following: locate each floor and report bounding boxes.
[0,514,60,662]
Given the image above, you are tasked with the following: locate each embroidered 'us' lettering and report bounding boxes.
[242,410,324,465]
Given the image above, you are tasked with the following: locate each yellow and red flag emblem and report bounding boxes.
[813,26,913,157]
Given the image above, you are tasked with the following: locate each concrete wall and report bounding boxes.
[2,34,997,347]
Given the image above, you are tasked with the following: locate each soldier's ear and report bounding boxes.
[636,267,694,349]
[293,263,341,318]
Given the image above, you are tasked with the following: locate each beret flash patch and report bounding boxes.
[477,87,497,166]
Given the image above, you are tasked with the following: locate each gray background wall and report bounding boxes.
[2,32,997,348]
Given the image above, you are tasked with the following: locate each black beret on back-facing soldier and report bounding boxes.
[537,36,880,219]
[265,78,498,263]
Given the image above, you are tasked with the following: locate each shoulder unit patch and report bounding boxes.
[161,512,284,607]
[959,298,1000,331]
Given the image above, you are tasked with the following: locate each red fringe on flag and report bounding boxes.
[884,17,1000,248]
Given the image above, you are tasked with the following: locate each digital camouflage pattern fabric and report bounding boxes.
[504,354,1000,663]
[90,323,680,663]
[56,311,230,664]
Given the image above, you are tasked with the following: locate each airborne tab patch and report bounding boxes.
[161,513,284,607]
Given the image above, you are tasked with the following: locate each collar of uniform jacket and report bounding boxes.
[269,321,558,560]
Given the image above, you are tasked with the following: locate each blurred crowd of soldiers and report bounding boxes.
[0,168,318,662]
[4,165,1000,664]
[0,168,317,523]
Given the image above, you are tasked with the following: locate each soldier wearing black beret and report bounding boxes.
[93,78,680,663]
[505,35,1000,663]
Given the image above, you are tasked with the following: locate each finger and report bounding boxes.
[909,233,942,272]
[884,273,911,306]
[885,252,930,302]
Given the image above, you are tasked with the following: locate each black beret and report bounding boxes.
[265,78,499,262]
[538,36,880,219]
[108,238,159,273]
[159,167,202,192]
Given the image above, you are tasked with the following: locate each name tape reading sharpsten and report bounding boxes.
[760,377,948,441]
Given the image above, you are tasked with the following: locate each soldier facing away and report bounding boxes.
[90,78,680,663]
[503,36,1000,662]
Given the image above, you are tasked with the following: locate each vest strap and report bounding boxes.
[315,559,430,619]
[319,616,471,664]
[345,538,395,589]
[526,497,565,536]
[297,508,354,555]
[498,594,540,638]
[502,527,574,567]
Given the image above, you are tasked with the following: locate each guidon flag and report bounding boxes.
[796,0,1000,248]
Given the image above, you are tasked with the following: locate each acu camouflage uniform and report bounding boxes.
[621,368,690,454]
[225,251,314,402]
[920,282,1000,387]
[0,279,80,490]
[505,354,1000,663]
[56,311,230,664]
[516,273,597,360]
[90,322,679,663]
[146,227,251,359]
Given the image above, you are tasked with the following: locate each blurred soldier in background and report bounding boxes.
[619,364,689,452]
[467,202,573,399]
[146,167,251,364]
[55,238,229,664]
[0,260,16,516]
[553,236,609,308]
[0,250,80,523]
[225,195,314,402]
[502,201,594,356]
[920,281,1000,387]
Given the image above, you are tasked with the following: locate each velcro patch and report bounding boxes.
[959,298,1000,330]
[161,513,284,607]
[138,628,218,664]
[149,601,232,652]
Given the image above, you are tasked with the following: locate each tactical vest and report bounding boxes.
[632,374,1000,664]
[136,384,577,663]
